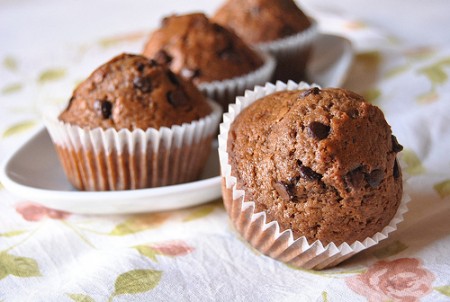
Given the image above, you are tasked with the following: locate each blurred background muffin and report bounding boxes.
[47,53,222,191]
[213,0,318,82]
[143,13,275,111]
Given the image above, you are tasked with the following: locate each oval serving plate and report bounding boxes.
[0,33,353,215]
[0,127,221,214]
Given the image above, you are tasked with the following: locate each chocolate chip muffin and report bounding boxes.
[46,53,222,191]
[226,87,403,245]
[143,13,263,84]
[213,0,311,44]
[213,0,317,82]
[59,53,211,130]
[142,13,275,111]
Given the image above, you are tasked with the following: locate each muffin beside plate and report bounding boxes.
[219,81,409,269]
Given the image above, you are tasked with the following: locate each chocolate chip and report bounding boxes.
[212,23,225,33]
[133,76,152,93]
[297,160,321,181]
[391,135,403,153]
[366,169,384,188]
[94,99,112,119]
[167,70,180,86]
[136,62,145,72]
[219,50,236,61]
[149,59,159,67]
[161,16,169,27]
[273,181,296,202]
[167,89,188,107]
[346,108,359,119]
[153,50,172,65]
[300,87,321,98]
[218,43,239,62]
[344,166,365,189]
[180,68,201,79]
[307,122,330,140]
[67,96,74,108]
[393,159,400,179]
[280,25,295,37]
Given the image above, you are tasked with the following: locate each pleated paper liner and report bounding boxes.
[218,81,410,269]
[198,51,275,113]
[257,20,319,82]
[45,100,222,191]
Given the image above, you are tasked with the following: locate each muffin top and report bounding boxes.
[213,0,312,44]
[58,53,211,130]
[227,88,403,245]
[142,13,264,84]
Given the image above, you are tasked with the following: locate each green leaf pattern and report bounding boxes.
[434,179,450,199]
[419,65,447,85]
[2,120,37,138]
[38,68,67,83]
[134,241,194,262]
[0,252,41,280]
[109,212,170,236]
[322,291,329,302]
[98,31,146,48]
[135,245,158,262]
[402,149,426,175]
[1,83,22,95]
[183,204,216,222]
[67,294,96,302]
[385,64,410,78]
[3,56,18,71]
[0,230,26,237]
[113,269,162,297]
[363,88,381,103]
[435,286,450,297]
[416,56,450,103]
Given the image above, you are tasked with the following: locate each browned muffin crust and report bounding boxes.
[213,0,311,44]
[227,88,403,245]
[142,13,263,84]
[59,53,211,130]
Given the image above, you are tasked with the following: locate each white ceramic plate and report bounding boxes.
[307,33,354,87]
[0,33,353,215]
[0,128,222,214]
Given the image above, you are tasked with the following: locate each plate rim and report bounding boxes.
[0,127,222,211]
[307,32,354,87]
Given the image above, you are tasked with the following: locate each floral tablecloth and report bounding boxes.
[1,1,450,301]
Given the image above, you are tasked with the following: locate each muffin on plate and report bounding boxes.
[143,13,275,111]
[46,53,222,191]
[213,0,318,82]
[219,82,409,269]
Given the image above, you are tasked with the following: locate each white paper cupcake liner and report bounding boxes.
[45,100,222,191]
[218,81,410,269]
[257,20,319,82]
[198,51,275,112]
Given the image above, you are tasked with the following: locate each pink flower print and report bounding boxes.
[152,241,194,257]
[15,202,70,222]
[346,258,435,302]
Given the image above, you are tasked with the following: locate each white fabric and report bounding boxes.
[1,1,450,301]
